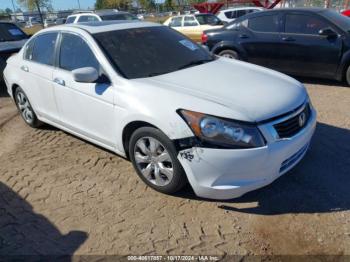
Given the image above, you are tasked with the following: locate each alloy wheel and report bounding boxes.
[133,137,174,186]
[16,91,34,124]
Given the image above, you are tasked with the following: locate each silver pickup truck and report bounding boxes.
[0,22,28,83]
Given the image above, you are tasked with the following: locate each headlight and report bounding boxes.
[178,109,265,149]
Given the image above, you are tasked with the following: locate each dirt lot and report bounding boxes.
[0,80,349,257]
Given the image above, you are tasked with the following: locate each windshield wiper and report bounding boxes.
[177,59,213,70]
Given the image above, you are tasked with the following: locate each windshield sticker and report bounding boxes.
[179,39,198,51]
[8,29,23,36]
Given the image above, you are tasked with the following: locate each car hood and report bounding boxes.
[0,39,27,53]
[143,58,307,122]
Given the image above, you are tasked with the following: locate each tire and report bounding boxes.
[218,49,239,59]
[0,56,6,82]
[129,127,187,194]
[345,65,350,86]
[14,87,42,128]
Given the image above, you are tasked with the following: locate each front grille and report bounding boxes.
[280,143,309,173]
[274,103,311,139]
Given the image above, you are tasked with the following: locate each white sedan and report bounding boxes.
[3,21,317,200]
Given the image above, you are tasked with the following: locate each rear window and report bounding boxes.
[78,15,99,22]
[195,14,221,25]
[100,13,137,21]
[169,17,182,27]
[0,23,28,42]
[94,26,213,79]
[248,15,279,32]
[66,16,76,24]
[31,33,58,66]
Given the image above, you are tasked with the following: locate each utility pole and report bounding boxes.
[11,0,17,21]
[34,0,44,28]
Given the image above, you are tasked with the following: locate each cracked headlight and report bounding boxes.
[178,109,265,149]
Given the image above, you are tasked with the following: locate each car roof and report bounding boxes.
[95,10,129,16]
[44,20,161,34]
[220,6,263,11]
[257,7,327,14]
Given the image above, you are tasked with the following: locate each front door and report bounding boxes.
[52,32,116,147]
[278,13,342,78]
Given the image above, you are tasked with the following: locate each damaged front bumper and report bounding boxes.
[177,108,317,200]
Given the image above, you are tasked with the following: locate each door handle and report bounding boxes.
[53,78,65,86]
[239,34,249,39]
[20,65,29,72]
[282,37,295,42]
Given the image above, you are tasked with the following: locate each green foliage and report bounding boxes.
[94,0,133,10]
[5,8,13,14]
[95,0,105,9]
[16,0,52,11]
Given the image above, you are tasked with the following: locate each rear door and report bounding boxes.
[19,32,59,121]
[278,12,342,77]
[238,13,282,70]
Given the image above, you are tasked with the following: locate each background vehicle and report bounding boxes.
[203,8,350,85]
[164,14,225,42]
[4,21,316,200]
[341,9,350,16]
[44,18,56,28]
[0,22,28,85]
[217,6,263,23]
[66,10,138,24]
[55,18,67,25]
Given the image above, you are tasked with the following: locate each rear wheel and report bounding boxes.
[218,49,239,59]
[129,127,187,194]
[345,65,350,86]
[14,87,42,128]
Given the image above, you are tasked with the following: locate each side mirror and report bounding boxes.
[72,67,99,83]
[319,27,338,38]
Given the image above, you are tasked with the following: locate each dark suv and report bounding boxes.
[202,8,350,85]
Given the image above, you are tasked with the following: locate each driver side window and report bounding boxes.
[59,33,100,72]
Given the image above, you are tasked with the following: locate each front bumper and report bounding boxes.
[177,108,317,200]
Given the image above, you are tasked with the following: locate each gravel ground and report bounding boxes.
[0,80,349,256]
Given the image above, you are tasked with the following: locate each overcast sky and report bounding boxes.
[0,0,96,11]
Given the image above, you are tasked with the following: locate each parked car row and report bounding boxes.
[66,10,139,24]
[3,18,317,200]
[203,8,350,85]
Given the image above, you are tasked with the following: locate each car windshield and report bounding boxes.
[100,13,138,21]
[0,23,28,42]
[93,26,214,79]
[195,14,221,25]
[322,9,350,31]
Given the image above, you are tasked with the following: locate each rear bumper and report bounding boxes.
[178,108,317,200]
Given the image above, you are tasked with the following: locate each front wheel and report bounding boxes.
[218,49,239,59]
[129,127,187,194]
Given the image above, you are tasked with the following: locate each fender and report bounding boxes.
[335,49,350,81]
[211,41,248,61]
